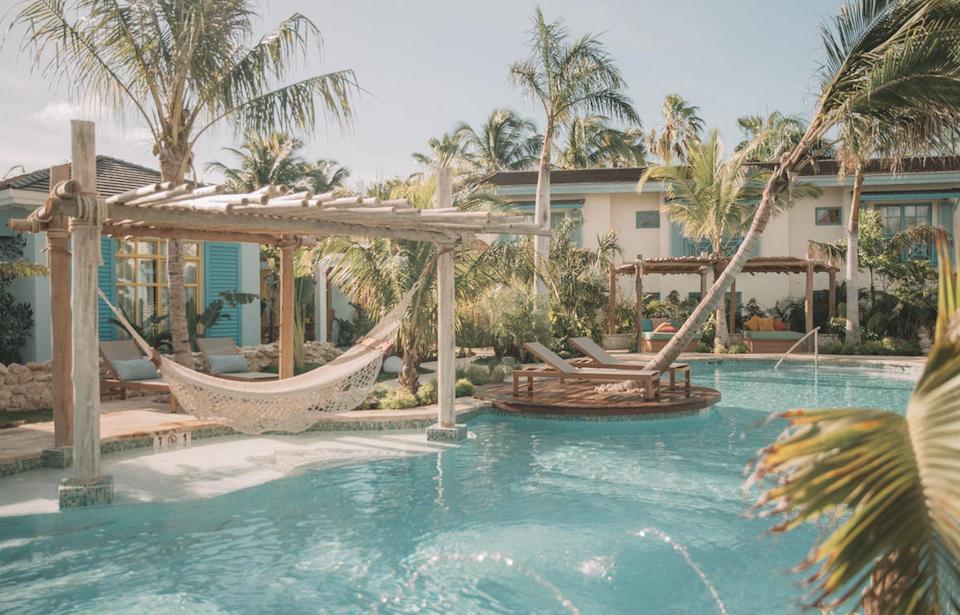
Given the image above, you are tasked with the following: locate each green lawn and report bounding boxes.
[0,408,52,429]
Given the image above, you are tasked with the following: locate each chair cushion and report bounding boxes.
[773,319,790,331]
[641,318,653,332]
[744,315,762,331]
[112,358,159,382]
[744,330,804,340]
[654,322,677,333]
[207,354,250,375]
[758,317,776,331]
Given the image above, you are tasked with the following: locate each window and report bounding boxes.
[815,207,841,226]
[873,203,933,259]
[115,239,202,323]
[635,210,660,229]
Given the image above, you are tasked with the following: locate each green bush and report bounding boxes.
[819,340,848,355]
[416,380,438,405]
[489,364,510,383]
[486,287,551,362]
[359,384,390,409]
[726,343,748,354]
[819,337,921,356]
[696,342,713,353]
[455,378,475,397]
[464,363,492,386]
[380,388,419,409]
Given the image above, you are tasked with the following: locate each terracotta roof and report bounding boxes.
[0,155,161,197]
[486,157,960,187]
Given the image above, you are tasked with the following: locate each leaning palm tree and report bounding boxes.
[301,159,350,193]
[735,111,812,161]
[12,0,357,366]
[454,108,543,177]
[207,132,308,192]
[647,94,704,163]
[510,7,639,296]
[648,0,960,373]
[641,130,818,349]
[557,115,646,169]
[746,238,960,614]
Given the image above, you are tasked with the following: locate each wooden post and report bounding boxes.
[606,262,617,335]
[699,268,708,299]
[728,279,737,335]
[634,259,644,349]
[69,120,102,482]
[805,261,815,337]
[432,166,459,435]
[48,164,73,448]
[828,270,837,318]
[278,238,296,379]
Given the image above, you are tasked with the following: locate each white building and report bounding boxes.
[488,159,960,309]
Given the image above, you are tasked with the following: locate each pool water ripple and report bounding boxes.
[0,361,915,614]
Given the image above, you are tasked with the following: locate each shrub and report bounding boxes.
[0,235,38,364]
[360,384,391,409]
[696,342,713,353]
[455,378,475,397]
[380,388,419,409]
[819,340,847,355]
[486,287,551,362]
[464,363,492,386]
[489,364,510,383]
[416,380,438,405]
[726,343,748,354]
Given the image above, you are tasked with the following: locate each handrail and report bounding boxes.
[774,327,820,371]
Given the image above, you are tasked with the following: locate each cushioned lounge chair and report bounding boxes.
[568,337,691,396]
[516,342,660,400]
[195,337,278,382]
[99,340,177,412]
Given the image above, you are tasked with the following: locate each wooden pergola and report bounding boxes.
[606,255,840,343]
[9,121,547,501]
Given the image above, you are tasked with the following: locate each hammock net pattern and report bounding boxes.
[99,287,414,434]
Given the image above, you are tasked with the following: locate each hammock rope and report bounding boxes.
[96,284,418,434]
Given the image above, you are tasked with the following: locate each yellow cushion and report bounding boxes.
[744,315,763,331]
[758,317,775,331]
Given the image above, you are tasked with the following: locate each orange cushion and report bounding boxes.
[773,319,789,331]
[744,315,762,331]
[758,317,775,331]
[654,322,677,333]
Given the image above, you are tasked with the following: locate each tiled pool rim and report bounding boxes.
[0,355,924,478]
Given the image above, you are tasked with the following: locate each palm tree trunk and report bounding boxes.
[533,124,553,297]
[712,261,729,350]
[845,168,864,348]
[159,155,193,367]
[398,337,420,394]
[645,120,827,371]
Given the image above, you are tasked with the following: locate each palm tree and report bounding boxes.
[302,159,350,193]
[412,131,471,173]
[557,115,646,169]
[13,0,357,366]
[647,0,960,373]
[735,112,811,161]
[510,8,639,296]
[647,94,704,163]
[640,130,818,349]
[207,132,308,192]
[746,239,960,613]
[454,108,542,177]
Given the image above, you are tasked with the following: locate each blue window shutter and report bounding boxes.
[670,222,686,256]
[203,242,242,343]
[98,237,116,341]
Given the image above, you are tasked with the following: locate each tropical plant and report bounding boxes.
[453,108,542,177]
[510,7,639,296]
[647,94,704,163]
[412,131,471,173]
[301,159,350,193]
[13,0,358,367]
[0,235,46,363]
[207,132,308,192]
[648,0,960,372]
[186,291,258,348]
[557,115,646,169]
[640,130,820,349]
[746,238,960,613]
[109,308,172,354]
[735,111,822,161]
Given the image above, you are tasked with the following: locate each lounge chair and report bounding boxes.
[569,337,691,397]
[195,337,278,381]
[638,318,700,353]
[515,342,660,400]
[99,340,177,413]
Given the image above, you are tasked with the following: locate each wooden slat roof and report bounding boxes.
[615,255,839,276]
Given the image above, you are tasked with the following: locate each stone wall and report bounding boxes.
[0,340,342,412]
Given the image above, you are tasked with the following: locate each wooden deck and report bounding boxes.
[477,381,720,417]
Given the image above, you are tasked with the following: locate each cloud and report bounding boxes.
[29,101,83,124]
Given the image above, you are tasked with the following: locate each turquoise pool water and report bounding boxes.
[0,361,916,614]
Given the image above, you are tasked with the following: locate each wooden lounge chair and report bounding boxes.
[195,337,278,382]
[569,337,691,397]
[516,342,660,400]
[99,340,177,413]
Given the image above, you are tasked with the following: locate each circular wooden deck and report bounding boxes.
[476,381,721,419]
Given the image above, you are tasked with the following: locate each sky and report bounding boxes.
[0,0,843,187]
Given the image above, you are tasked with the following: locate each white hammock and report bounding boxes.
[98,287,415,434]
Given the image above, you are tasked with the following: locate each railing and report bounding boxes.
[774,327,820,371]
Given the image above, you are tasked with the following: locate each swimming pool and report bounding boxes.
[0,361,916,614]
